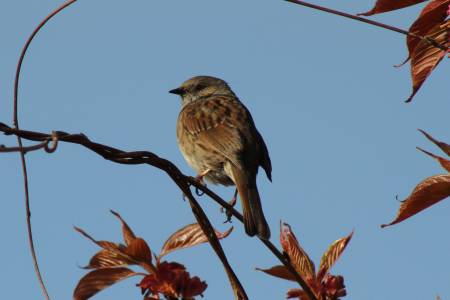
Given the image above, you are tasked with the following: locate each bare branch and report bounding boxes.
[285,0,447,51]
[12,1,78,299]
[0,133,58,154]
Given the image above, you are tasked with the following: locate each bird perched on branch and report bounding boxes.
[170,76,272,240]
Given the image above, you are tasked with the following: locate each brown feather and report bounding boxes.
[229,164,271,240]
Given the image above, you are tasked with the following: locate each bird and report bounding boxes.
[170,75,272,240]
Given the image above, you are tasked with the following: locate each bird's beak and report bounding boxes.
[169,87,185,95]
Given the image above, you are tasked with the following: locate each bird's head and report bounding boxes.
[169,76,234,106]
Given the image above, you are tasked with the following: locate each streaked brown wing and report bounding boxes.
[179,96,250,168]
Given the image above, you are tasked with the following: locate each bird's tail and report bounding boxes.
[231,166,271,240]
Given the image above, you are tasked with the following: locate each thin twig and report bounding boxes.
[0,134,58,154]
[284,0,448,51]
[13,1,78,299]
[0,123,318,300]
[1,141,48,153]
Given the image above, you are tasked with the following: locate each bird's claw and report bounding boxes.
[193,170,210,196]
[195,186,205,196]
[221,190,237,223]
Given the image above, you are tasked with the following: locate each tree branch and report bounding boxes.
[12,1,78,299]
[284,0,448,51]
[0,122,318,300]
[0,135,57,154]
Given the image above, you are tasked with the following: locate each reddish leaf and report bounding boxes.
[110,210,136,246]
[255,265,297,282]
[419,129,450,156]
[159,223,233,258]
[280,223,316,281]
[287,288,310,300]
[318,231,353,281]
[382,174,450,227]
[406,0,450,60]
[183,275,208,298]
[359,0,427,16]
[406,20,449,102]
[74,226,127,257]
[417,147,450,172]
[124,238,152,264]
[321,274,347,299]
[75,226,155,273]
[84,249,133,269]
[73,267,138,300]
[138,261,207,299]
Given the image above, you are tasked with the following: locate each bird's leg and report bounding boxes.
[221,189,238,223]
[194,169,210,196]
[229,188,238,207]
[183,169,211,201]
[195,169,211,184]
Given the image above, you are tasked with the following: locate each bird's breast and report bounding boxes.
[176,119,233,186]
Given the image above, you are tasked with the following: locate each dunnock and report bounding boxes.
[170,76,272,240]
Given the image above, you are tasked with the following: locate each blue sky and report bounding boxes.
[1,1,449,299]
